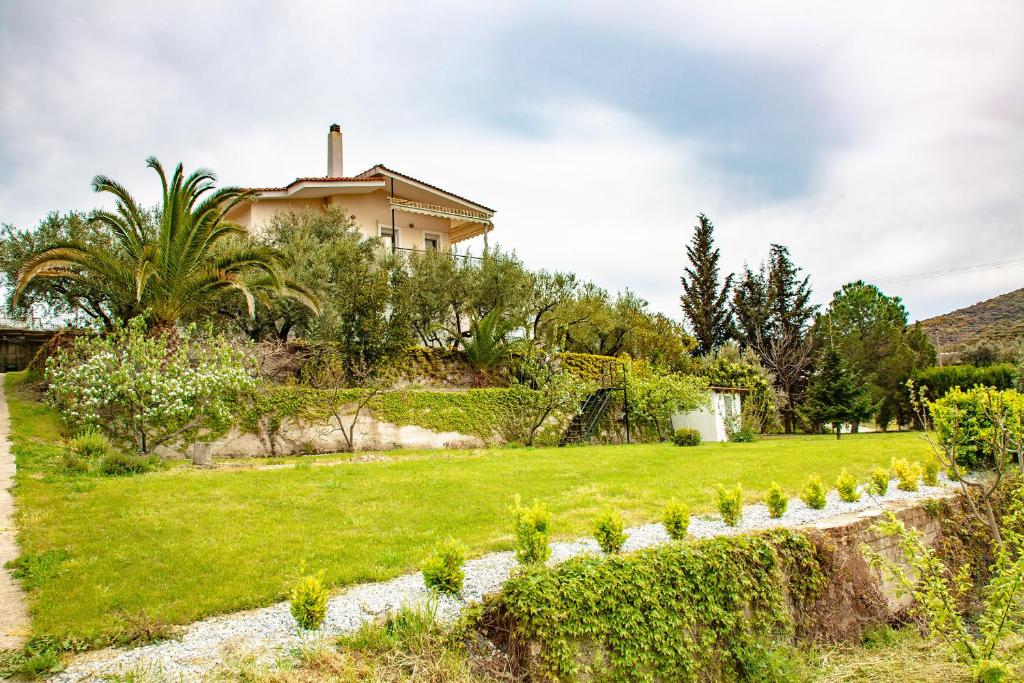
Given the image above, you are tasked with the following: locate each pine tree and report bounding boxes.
[681,213,734,355]
[804,346,871,439]
[731,264,770,347]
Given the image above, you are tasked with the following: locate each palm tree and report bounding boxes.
[13,157,317,328]
[461,308,522,376]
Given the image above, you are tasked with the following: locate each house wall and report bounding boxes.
[240,190,454,251]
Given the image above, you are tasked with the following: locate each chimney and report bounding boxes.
[327,123,343,177]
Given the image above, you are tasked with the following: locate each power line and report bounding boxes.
[872,257,1024,285]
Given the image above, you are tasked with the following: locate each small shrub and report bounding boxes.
[891,458,921,492]
[728,425,757,443]
[422,538,465,595]
[662,500,690,540]
[766,482,787,519]
[289,573,329,632]
[67,428,112,460]
[922,458,940,487]
[800,476,827,510]
[593,508,627,554]
[867,467,890,496]
[835,469,861,503]
[99,452,157,476]
[974,660,1011,683]
[510,496,551,564]
[716,484,743,527]
[671,428,701,447]
[61,453,90,474]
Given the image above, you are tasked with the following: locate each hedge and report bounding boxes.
[915,363,1016,399]
[493,529,824,681]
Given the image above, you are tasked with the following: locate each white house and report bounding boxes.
[671,387,745,443]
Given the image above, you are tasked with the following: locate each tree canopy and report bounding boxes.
[9,158,316,329]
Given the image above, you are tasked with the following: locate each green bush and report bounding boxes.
[727,423,757,443]
[61,453,90,474]
[422,538,465,595]
[497,530,825,681]
[766,482,787,519]
[661,500,690,540]
[973,659,1011,683]
[835,469,861,503]
[800,476,827,510]
[929,386,1024,469]
[915,363,1016,399]
[593,508,627,554]
[510,496,551,564]
[868,467,890,496]
[716,484,743,527]
[922,458,940,487]
[99,452,157,476]
[289,572,329,631]
[671,427,701,447]
[67,428,112,460]
[891,458,921,492]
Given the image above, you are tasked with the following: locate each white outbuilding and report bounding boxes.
[671,387,745,443]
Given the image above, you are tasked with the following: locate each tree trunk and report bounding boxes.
[191,442,213,467]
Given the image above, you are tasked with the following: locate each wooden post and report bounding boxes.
[191,442,213,467]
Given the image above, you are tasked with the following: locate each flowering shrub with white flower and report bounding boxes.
[46,316,256,455]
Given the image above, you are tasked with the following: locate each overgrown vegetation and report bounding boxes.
[495,530,825,681]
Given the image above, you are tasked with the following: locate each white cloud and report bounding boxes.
[1,0,1021,323]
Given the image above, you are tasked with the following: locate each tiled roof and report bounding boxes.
[245,166,493,215]
[357,164,494,213]
[245,174,385,193]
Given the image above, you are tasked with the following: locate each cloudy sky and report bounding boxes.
[1,1,1021,322]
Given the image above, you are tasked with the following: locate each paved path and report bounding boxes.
[0,374,29,650]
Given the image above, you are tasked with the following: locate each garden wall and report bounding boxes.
[480,493,966,680]
[201,413,484,457]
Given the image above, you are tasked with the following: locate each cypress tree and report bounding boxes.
[731,264,770,348]
[681,213,734,355]
[766,244,814,338]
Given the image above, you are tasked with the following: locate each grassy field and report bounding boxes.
[5,372,933,646]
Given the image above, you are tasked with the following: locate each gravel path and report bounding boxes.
[0,374,29,650]
[53,477,955,682]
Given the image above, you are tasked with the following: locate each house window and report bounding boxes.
[424,234,440,251]
[379,225,398,252]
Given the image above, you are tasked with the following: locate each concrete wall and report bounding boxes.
[168,412,485,459]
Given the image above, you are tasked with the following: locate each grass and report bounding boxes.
[6,371,932,647]
[204,622,1022,683]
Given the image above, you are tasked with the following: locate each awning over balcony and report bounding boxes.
[388,196,493,242]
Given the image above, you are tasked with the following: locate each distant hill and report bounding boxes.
[920,287,1024,352]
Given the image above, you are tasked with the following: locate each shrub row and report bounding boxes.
[915,363,1016,399]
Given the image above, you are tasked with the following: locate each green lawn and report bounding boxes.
[6,372,932,646]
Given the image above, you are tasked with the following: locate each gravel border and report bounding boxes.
[52,476,956,682]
